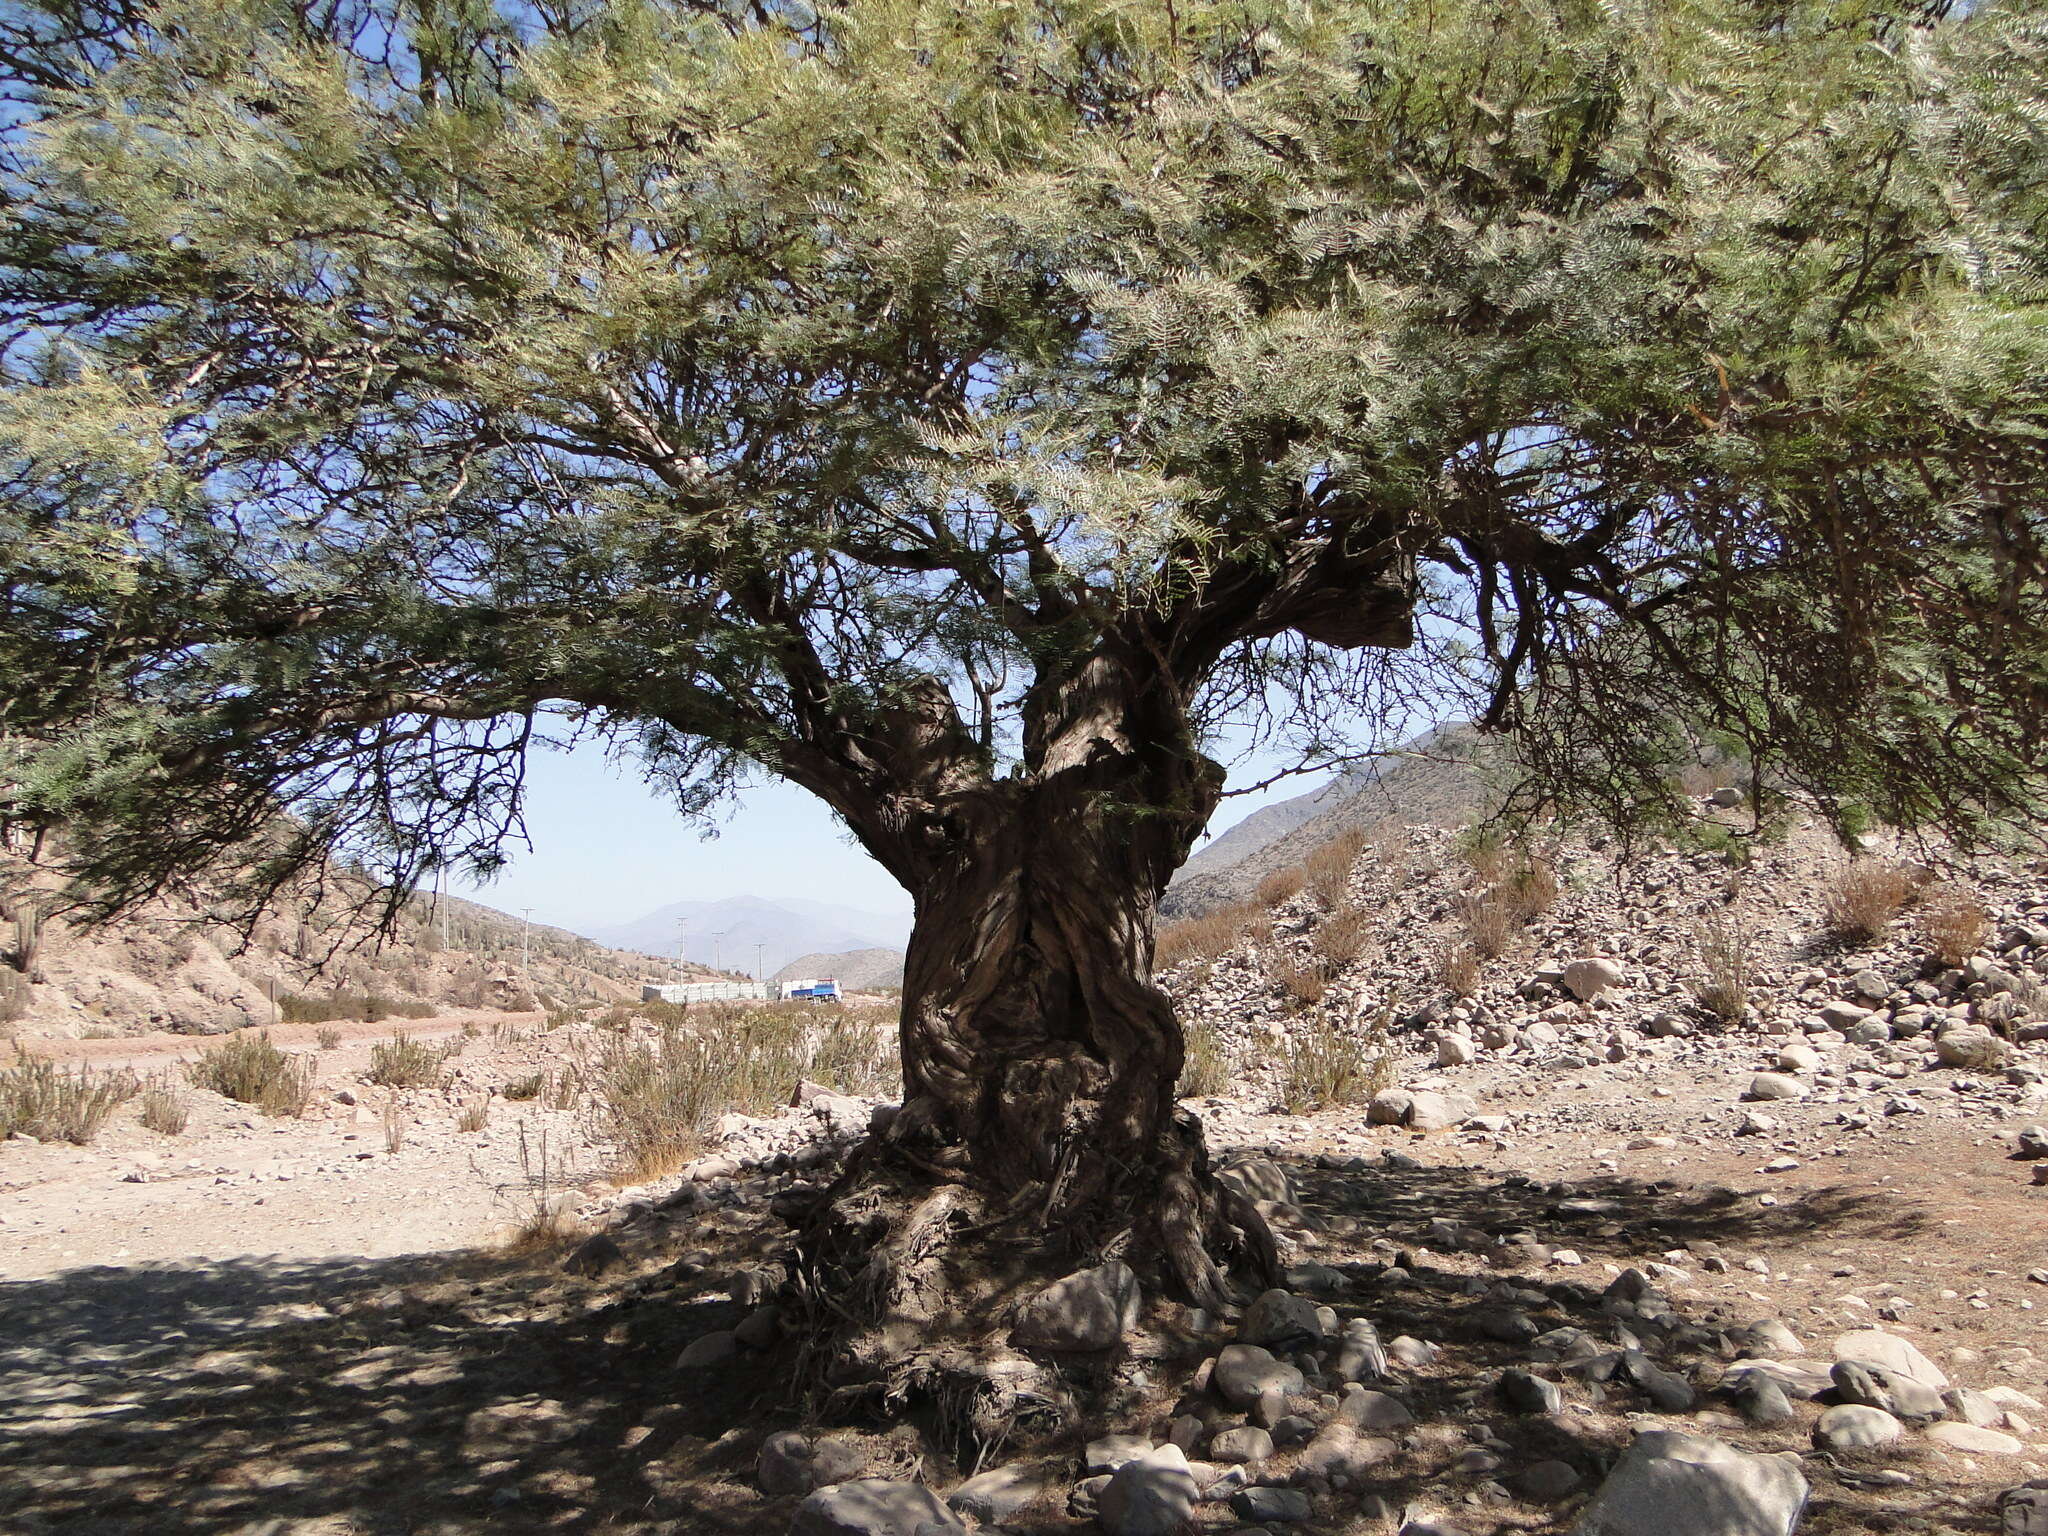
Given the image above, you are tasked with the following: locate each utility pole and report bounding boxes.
[676,917,688,977]
[520,907,533,976]
[712,930,728,974]
[755,943,765,982]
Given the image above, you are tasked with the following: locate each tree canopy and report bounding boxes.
[2,0,2045,918]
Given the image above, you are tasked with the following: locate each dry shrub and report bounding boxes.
[1434,942,1482,998]
[139,1073,189,1135]
[1920,882,1992,967]
[1501,858,1560,921]
[1458,829,1509,882]
[1458,892,1516,959]
[367,1032,450,1088]
[456,1094,491,1133]
[1256,866,1307,908]
[382,1094,407,1153]
[589,1025,725,1179]
[1155,902,1262,972]
[504,1071,545,1101]
[314,1026,342,1050]
[192,1031,315,1116]
[1691,908,1755,1022]
[1179,1019,1229,1098]
[1316,905,1373,967]
[505,1122,574,1252]
[1276,1007,1394,1114]
[1271,950,1339,1008]
[1305,829,1368,908]
[811,1013,899,1098]
[0,1057,138,1143]
[1821,860,1916,942]
[281,992,436,1025]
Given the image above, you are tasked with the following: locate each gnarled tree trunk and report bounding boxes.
[790,655,1281,1415]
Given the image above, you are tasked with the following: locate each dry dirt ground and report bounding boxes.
[5,1011,2048,1535]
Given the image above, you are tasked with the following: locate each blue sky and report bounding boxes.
[451,731,1337,936]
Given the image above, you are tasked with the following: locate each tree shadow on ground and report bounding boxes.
[0,1154,1993,1536]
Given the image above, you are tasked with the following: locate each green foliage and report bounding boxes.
[0,0,2039,931]
[366,1033,452,1089]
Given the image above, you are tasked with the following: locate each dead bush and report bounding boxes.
[1275,1008,1393,1114]
[456,1094,491,1133]
[504,1071,545,1101]
[1155,903,1261,972]
[1459,891,1516,959]
[1304,829,1367,908]
[138,1073,189,1135]
[1821,860,1916,942]
[367,1032,450,1089]
[1256,866,1307,908]
[1315,905,1372,967]
[1178,1019,1230,1098]
[191,1031,315,1116]
[1434,942,1482,998]
[1691,908,1755,1022]
[1271,950,1339,1008]
[314,1026,342,1050]
[1920,882,1992,968]
[811,1013,899,1098]
[1501,858,1560,921]
[0,1056,138,1143]
[382,1094,407,1153]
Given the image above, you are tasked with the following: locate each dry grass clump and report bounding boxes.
[1920,882,1992,968]
[138,1073,189,1135]
[1821,860,1917,942]
[1691,908,1755,1022]
[1256,866,1307,907]
[367,1032,451,1089]
[314,1027,342,1050]
[1315,905,1373,967]
[1155,902,1262,972]
[1179,1020,1229,1098]
[1271,950,1339,1007]
[504,1071,545,1101]
[1275,1008,1393,1114]
[1434,942,1482,998]
[1455,850,1558,959]
[382,1094,407,1153]
[0,1056,139,1143]
[1500,858,1560,920]
[1304,829,1367,908]
[456,1094,491,1133]
[1458,891,1517,959]
[811,1013,900,1098]
[191,1031,316,1117]
[589,1025,727,1179]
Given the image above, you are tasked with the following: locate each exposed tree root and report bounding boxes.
[780,1096,1280,1454]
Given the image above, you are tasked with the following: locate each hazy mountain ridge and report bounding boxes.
[771,948,906,991]
[585,894,913,977]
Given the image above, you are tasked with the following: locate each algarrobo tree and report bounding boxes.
[4,0,2047,1389]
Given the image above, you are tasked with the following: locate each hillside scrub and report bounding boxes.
[1822,860,1920,943]
[0,1056,137,1144]
[190,1032,315,1118]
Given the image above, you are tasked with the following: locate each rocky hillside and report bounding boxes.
[772,947,906,991]
[0,839,663,1038]
[1163,744,1486,919]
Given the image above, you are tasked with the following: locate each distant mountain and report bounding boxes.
[772,948,906,991]
[584,894,912,977]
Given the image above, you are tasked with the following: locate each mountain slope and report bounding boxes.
[0,844,661,1039]
[586,894,911,976]
[771,948,905,991]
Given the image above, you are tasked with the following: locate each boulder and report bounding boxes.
[1012,1260,1140,1351]
[1405,1090,1476,1130]
[1936,1025,2011,1069]
[1232,1487,1312,1524]
[1813,1404,1902,1451]
[1562,957,1626,1001]
[677,1330,738,1370]
[1570,1430,1807,1536]
[1926,1422,2023,1455]
[1240,1289,1324,1350]
[2002,1485,2048,1536]
[1833,1330,1949,1389]
[1095,1445,1199,1536]
[788,1480,967,1536]
[1208,1426,1273,1464]
[1213,1343,1305,1408]
[1744,1073,1808,1102]
[1216,1155,1291,1205]
[1367,1088,1414,1125]
[1084,1435,1155,1474]
[947,1465,1049,1523]
[1296,1421,1396,1479]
